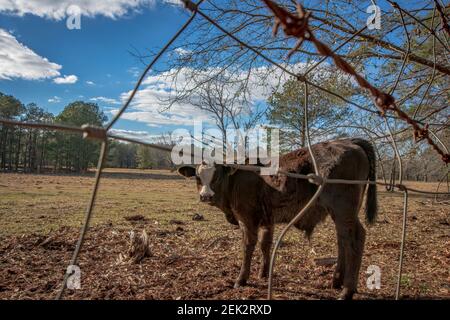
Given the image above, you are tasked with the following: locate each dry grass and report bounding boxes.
[0,169,449,300]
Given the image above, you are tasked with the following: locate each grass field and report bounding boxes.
[0,169,449,299]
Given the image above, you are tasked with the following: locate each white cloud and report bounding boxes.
[117,81,214,127]
[0,1,182,20]
[48,96,61,103]
[127,67,141,78]
[163,0,183,6]
[86,80,95,85]
[116,63,310,128]
[0,28,61,80]
[90,96,120,105]
[115,60,345,130]
[53,74,78,84]
[174,47,191,56]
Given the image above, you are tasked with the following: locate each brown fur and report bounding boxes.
[178,138,377,299]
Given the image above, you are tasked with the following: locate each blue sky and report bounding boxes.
[0,0,432,140]
[0,0,289,140]
[0,1,195,136]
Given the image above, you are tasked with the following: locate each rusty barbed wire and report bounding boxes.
[0,0,448,302]
[180,0,421,124]
[261,0,450,165]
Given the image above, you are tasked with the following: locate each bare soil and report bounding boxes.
[0,169,448,300]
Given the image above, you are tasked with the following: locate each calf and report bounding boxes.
[178,138,377,299]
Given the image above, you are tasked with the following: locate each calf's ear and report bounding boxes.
[177,166,196,178]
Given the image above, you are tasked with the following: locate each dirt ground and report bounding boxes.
[0,169,449,300]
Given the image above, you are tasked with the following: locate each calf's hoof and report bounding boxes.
[338,288,355,300]
[234,278,247,289]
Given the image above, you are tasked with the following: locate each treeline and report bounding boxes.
[1,91,447,181]
[0,92,174,173]
[108,141,174,170]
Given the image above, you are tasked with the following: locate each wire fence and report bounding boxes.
[0,0,449,300]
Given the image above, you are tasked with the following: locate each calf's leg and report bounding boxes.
[333,233,346,289]
[258,225,274,279]
[235,222,258,288]
[338,220,366,300]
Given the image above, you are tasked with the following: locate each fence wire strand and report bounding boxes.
[106,0,204,131]
[0,0,449,301]
[396,188,409,300]
[56,140,108,300]
[262,0,449,164]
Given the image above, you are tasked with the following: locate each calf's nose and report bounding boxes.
[200,194,213,202]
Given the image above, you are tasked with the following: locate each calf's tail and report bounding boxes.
[351,138,378,224]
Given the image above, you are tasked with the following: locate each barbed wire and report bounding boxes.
[0,0,448,301]
[262,0,449,164]
[260,0,448,299]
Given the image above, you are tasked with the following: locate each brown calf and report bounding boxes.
[178,138,377,299]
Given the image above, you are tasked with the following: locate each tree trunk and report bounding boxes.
[15,127,22,172]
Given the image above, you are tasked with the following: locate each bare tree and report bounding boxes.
[131,0,448,171]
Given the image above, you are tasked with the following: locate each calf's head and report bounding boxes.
[177,163,230,204]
